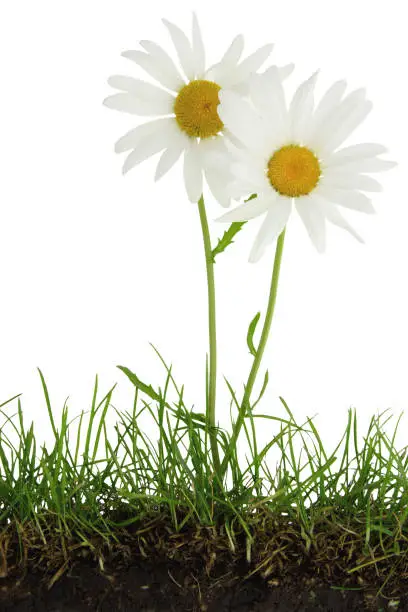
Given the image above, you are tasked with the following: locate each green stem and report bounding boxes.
[220,228,286,480]
[197,195,222,479]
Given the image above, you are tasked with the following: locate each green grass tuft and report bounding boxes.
[1,347,408,602]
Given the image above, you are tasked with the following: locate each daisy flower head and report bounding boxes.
[216,68,396,262]
[103,14,294,206]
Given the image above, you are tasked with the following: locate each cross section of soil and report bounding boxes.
[1,556,406,611]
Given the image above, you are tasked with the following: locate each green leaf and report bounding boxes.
[117,366,161,403]
[118,365,207,428]
[190,412,206,423]
[211,193,257,261]
[251,370,269,411]
[247,312,261,357]
[211,221,246,261]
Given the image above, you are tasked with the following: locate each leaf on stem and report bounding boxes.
[247,312,261,357]
[211,221,247,261]
[242,369,269,417]
[251,370,269,411]
[210,193,257,261]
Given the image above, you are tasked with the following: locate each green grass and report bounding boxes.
[1,345,408,601]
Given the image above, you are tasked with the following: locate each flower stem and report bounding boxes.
[197,195,222,479]
[220,229,286,480]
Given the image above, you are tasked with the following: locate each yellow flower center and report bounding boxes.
[174,80,224,138]
[267,145,321,197]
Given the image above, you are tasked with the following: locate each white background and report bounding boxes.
[0,1,406,471]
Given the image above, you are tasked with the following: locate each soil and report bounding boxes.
[1,555,406,612]
[2,507,408,611]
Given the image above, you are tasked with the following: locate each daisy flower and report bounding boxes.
[216,67,396,261]
[103,15,293,205]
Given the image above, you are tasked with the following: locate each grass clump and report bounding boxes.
[1,349,408,609]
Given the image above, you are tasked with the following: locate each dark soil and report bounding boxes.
[1,508,408,611]
[1,555,406,611]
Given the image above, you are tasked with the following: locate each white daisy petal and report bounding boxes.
[203,61,225,85]
[106,78,174,113]
[317,198,364,243]
[206,34,245,85]
[230,81,251,97]
[249,197,292,263]
[192,13,205,77]
[250,71,280,117]
[108,75,148,93]
[329,87,367,117]
[322,171,383,192]
[220,34,245,66]
[226,179,257,200]
[199,138,233,185]
[122,135,170,174]
[311,80,347,131]
[223,128,245,151]
[326,157,397,173]
[154,143,184,181]
[321,100,373,154]
[278,63,295,80]
[108,75,174,104]
[122,48,184,91]
[198,135,226,161]
[114,118,175,153]
[295,196,326,253]
[311,87,366,152]
[184,140,203,202]
[316,186,375,214]
[103,92,172,116]
[218,90,269,152]
[249,67,289,137]
[230,160,270,192]
[199,138,233,205]
[205,167,231,208]
[162,19,196,80]
[216,194,272,222]
[289,71,319,141]
[327,143,388,164]
[231,43,275,85]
